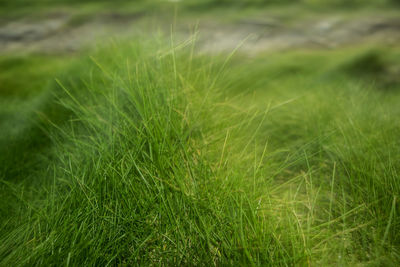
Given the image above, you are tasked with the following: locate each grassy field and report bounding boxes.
[1,1,400,266]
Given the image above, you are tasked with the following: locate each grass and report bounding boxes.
[0,36,399,265]
[1,0,400,262]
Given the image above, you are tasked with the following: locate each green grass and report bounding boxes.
[1,37,400,265]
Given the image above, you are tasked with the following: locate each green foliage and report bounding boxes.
[1,40,400,265]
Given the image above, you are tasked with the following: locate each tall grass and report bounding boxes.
[0,39,400,265]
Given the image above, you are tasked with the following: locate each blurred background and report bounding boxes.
[0,0,399,54]
[1,0,399,101]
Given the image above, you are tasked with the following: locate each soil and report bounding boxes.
[1,11,399,54]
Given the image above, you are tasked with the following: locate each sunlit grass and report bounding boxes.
[0,37,399,265]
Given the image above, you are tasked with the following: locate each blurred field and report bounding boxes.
[1,0,400,266]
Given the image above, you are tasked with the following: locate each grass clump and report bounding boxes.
[0,39,307,265]
[339,49,400,89]
[0,39,400,265]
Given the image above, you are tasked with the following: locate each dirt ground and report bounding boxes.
[1,9,400,54]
